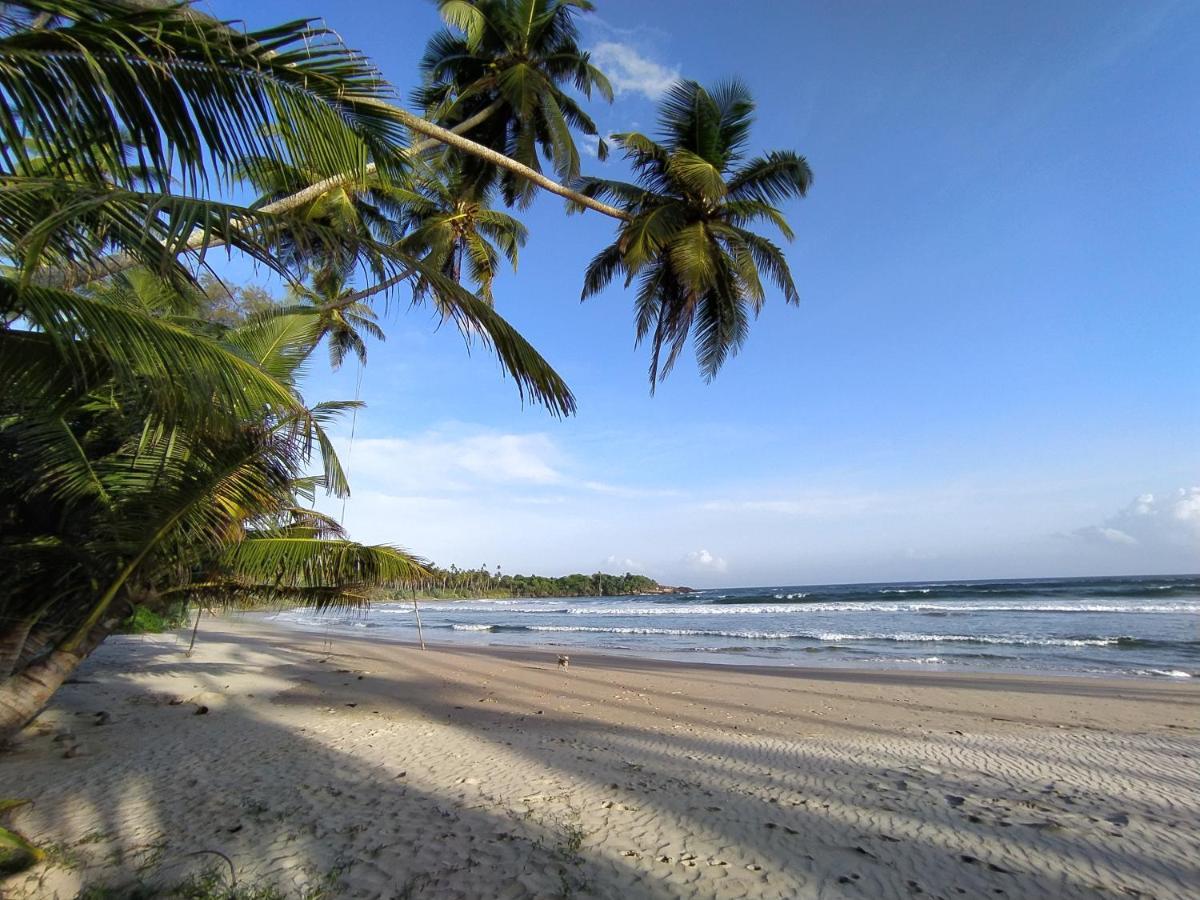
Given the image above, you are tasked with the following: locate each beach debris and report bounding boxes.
[946,795,966,807]
[1107,813,1130,827]
[52,730,74,743]
[63,743,85,758]
[194,705,209,715]
[94,711,111,726]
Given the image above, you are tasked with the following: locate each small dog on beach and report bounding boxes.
[557,654,570,670]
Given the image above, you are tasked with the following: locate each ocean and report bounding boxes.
[271,574,1200,679]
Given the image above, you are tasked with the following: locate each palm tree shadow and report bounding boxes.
[3,640,675,899]
[3,631,1197,900]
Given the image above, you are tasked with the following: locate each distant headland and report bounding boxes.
[397,566,693,600]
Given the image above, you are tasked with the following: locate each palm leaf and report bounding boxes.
[0,2,409,193]
[1,278,303,426]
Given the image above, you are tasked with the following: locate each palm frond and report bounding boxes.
[1,278,303,425]
[0,2,410,193]
[726,151,813,205]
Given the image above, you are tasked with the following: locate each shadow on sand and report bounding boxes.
[2,627,1197,899]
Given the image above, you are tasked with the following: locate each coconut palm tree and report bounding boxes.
[400,155,529,308]
[284,267,388,370]
[416,0,613,206]
[577,79,813,388]
[0,1,576,737]
[0,2,575,415]
[0,276,425,737]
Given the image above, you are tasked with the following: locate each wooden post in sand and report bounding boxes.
[412,592,426,650]
[186,605,202,656]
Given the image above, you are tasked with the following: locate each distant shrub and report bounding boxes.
[120,602,190,635]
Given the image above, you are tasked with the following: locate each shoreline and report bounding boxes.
[4,615,1198,898]
[266,612,1198,683]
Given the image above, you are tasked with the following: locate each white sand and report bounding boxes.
[2,616,1197,898]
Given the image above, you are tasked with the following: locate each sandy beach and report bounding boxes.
[2,616,1197,899]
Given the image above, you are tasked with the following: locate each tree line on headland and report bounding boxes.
[401,566,688,599]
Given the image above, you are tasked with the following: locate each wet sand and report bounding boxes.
[3,615,1197,898]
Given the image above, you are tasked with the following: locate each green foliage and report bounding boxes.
[169,868,286,900]
[403,566,675,599]
[1,270,430,659]
[578,79,811,387]
[119,603,190,636]
[0,825,41,875]
[0,1,806,739]
[417,0,612,206]
[401,154,529,306]
[0,1,410,198]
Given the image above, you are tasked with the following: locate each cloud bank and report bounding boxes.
[329,426,1198,586]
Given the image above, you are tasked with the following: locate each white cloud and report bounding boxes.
[590,41,679,100]
[1068,488,1200,552]
[604,555,646,573]
[683,548,728,574]
[1173,488,1200,522]
[1073,526,1139,546]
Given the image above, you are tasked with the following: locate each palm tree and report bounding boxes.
[287,268,388,370]
[401,155,529,308]
[0,276,424,737]
[0,2,577,737]
[578,79,813,387]
[416,0,614,206]
[236,151,409,278]
[0,2,575,415]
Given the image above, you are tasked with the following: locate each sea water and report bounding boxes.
[271,574,1200,679]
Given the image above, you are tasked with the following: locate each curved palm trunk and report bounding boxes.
[53,92,629,288]
[0,623,111,743]
[0,615,40,680]
[387,105,628,220]
[0,650,85,741]
[53,99,529,288]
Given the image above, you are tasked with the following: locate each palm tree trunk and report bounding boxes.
[0,623,111,742]
[0,615,39,680]
[0,649,84,741]
[52,100,518,288]
[388,105,629,220]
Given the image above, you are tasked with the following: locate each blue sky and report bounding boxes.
[204,0,1199,586]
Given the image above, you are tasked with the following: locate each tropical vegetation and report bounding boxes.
[402,566,676,599]
[0,0,810,740]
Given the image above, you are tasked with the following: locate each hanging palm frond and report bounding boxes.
[0,1,410,194]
